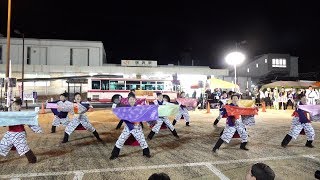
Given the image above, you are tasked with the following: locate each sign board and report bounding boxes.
[121,60,157,67]
[23,91,36,104]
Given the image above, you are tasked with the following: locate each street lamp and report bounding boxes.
[225,52,245,85]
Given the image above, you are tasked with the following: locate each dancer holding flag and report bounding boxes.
[0,98,42,163]
[212,94,257,152]
[115,94,145,130]
[281,94,320,148]
[49,92,73,133]
[62,93,102,143]
[172,92,196,126]
[110,92,151,160]
[147,92,179,140]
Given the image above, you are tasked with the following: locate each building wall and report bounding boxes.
[236,54,269,77]
[235,54,296,77]
[225,53,299,91]
[0,38,105,66]
[290,56,299,77]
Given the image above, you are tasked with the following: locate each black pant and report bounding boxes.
[265,97,272,108]
[279,102,286,110]
[286,99,294,110]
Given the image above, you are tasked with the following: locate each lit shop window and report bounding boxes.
[272,58,286,68]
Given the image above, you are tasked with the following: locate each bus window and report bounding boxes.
[92,80,101,89]
[157,82,164,90]
[142,81,156,90]
[101,80,109,90]
[126,81,141,90]
[110,81,125,90]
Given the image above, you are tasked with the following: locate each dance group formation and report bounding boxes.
[212,90,320,151]
[1,87,320,179]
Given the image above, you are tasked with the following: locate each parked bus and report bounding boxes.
[87,78,178,103]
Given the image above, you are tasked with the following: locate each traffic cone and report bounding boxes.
[40,102,46,114]
[262,101,266,112]
[206,102,210,113]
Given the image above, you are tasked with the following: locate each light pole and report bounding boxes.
[14,30,25,106]
[4,0,12,111]
[225,52,245,86]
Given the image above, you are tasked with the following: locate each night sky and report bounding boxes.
[1,1,319,73]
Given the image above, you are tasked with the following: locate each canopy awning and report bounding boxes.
[261,81,316,89]
[209,78,239,89]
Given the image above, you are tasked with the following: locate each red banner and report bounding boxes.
[225,105,258,116]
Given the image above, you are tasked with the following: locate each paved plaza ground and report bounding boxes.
[1,108,320,179]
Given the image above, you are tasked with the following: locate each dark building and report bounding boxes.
[224,53,299,91]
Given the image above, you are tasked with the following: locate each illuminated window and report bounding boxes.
[272,58,286,68]
[126,80,141,90]
[109,81,125,90]
[142,81,156,90]
[91,80,101,89]
[101,80,109,90]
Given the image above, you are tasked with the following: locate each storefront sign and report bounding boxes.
[121,60,157,67]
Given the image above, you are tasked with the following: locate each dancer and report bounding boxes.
[147,92,179,140]
[50,92,73,133]
[110,92,151,159]
[62,92,102,143]
[0,98,42,163]
[115,94,145,130]
[281,94,316,148]
[172,92,192,126]
[212,94,249,152]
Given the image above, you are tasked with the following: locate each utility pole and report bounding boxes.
[4,0,12,111]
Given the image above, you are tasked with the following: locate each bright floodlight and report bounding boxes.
[225,52,245,65]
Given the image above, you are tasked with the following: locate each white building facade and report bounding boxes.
[0,38,106,66]
[0,38,229,101]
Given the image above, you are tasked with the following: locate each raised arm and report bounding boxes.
[28,125,43,133]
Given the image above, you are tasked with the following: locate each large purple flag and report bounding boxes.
[112,105,158,122]
[298,105,320,116]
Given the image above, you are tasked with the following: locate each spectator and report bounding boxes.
[148,172,170,180]
[246,163,275,180]
[242,88,252,100]
[315,170,320,179]
[192,90,197,98]
[306,86,318,105]
[264,88,272,108]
